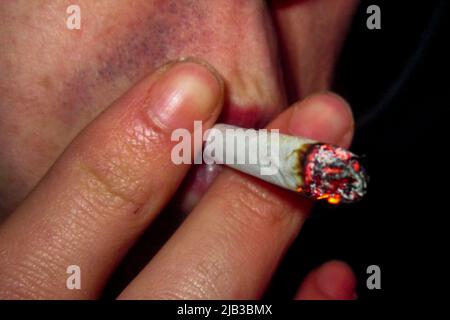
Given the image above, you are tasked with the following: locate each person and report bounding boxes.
[0,0,359,299]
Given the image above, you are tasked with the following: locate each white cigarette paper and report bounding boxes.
[203,124,368,204]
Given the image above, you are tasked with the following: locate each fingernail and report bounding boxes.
[288,93,354,146]
[147,58,223,131]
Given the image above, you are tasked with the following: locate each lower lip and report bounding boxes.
[219,103,267,128]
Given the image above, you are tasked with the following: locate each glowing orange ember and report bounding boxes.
[302,143,367,204]
[327,195,341,205]
[315,193,341,205]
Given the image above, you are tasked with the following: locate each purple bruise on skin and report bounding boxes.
[59,0,208,126]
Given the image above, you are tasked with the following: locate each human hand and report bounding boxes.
[0,59,356,299]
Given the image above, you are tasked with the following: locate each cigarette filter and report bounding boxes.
[203,124,368,205]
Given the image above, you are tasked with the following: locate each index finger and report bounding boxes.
[0,59,223,299]
[119,93,355,299]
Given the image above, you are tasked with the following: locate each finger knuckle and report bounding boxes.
[221,173,300,235]
[76,155,144,216]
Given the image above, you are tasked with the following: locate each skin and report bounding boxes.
[0,0,359,299]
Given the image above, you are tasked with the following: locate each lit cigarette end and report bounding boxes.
[204,124,368,204]
[302,143,368,204]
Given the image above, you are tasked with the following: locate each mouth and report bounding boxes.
[174,103,268,213]
[218,102,269,129]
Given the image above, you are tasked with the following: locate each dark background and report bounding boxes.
[266,0,448,300]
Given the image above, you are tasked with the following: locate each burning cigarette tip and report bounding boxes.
[302,143,368,205]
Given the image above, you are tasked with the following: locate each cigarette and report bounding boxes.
[203,124,368,205]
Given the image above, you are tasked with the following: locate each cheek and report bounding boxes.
[92,1,209,82]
